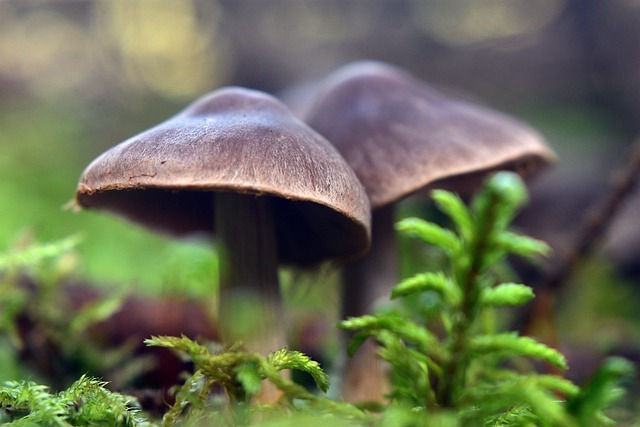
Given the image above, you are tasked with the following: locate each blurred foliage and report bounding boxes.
[412,0,567,46]
[0,0,230,101]
[556,258,640,352]
[0,234,140,388]
[92,1,231,99]
[0,102,213,293]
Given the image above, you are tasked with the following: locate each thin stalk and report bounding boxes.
[542,138,640,294]
[340,204,397,402]
[342,204,398,320]
[525,138,640,339]
[215,192,287,403]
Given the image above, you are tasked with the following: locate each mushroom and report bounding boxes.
[303,61,556,401]
[74,87,371,365]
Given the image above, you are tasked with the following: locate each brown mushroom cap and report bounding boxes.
[304,61,556,208]
[75,87,371,265]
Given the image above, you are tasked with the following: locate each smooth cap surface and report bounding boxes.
[76,87,371,265]
[304,61,556,208]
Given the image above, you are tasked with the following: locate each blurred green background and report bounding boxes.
[2,0,640,357]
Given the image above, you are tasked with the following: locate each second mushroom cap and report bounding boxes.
[304,61,556,207]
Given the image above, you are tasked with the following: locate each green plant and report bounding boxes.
[0,235,82,346]
[0,374,146,426]
[340,172,631,426]
[146,335,370,426]
[0,234,133,386]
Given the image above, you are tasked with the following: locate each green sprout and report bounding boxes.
[340,172,631,426]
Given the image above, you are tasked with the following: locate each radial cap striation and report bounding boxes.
[304,61,556,208]
[76,87,371,265]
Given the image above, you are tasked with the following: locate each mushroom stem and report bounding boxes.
[215,192,286,354]
[341,204,398,319]
[340,204,396,402]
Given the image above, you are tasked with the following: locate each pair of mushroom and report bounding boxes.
[301,62,555,401]
[74,61,554,400]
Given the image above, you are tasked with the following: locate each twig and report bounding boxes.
[525,138,640,338]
